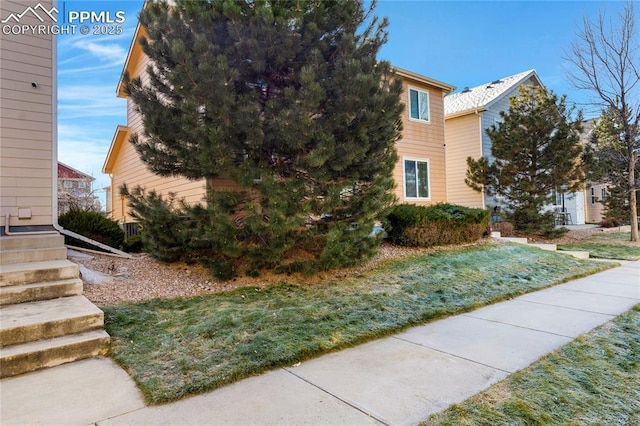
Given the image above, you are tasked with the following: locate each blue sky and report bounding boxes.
[56,0,626,207]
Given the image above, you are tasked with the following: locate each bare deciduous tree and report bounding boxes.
[566,1,640,241]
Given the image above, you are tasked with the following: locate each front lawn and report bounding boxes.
[104,243,614,404]
[558,232,640,260]
[424,304,640,425]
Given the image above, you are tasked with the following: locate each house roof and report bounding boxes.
[103,125,129,174]
[58,162,94,181]
[444,69,542,118]
[394,67,456,93]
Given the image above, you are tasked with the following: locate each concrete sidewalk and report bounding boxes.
[2,261,638,426]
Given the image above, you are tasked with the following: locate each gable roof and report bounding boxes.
[444,69,542,118]
[58,162,94,181]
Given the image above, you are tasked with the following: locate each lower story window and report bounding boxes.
[404,159,430,199]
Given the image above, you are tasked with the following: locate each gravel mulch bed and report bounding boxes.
[74,243,434,305]
[73,227,608,305]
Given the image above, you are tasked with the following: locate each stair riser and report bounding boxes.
[0,313,104,348]
[0,265,78,287]
[0,235,65,251]
[0,280,83,305]
[0,335,109,379]
[1,247,68,265]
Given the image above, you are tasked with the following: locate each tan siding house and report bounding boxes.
[103,24,205,223]
[444,70,590,224]
[393,68,455,205]
[444,70,543,211]
[104,21,455,223]
[1,0,56,230]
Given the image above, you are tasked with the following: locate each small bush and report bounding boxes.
[600,217,622,228]
[58,208,125,250]
[386,203,490,247]
[122,234,144,253]
[492,222,514,237]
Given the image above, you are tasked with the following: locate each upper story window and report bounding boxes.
[78,181,87,189]
[64,180,73,189]
[404,158,430,199]
[409,87,429,122]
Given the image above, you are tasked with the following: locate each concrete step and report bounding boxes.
[528,243,558,251]
[0,278,83,306]
[0,329,110,378]
[0,234,64,251]
[1,246,67,265]
[0,259,79,287]
[500,237,529,244]
[557,250,590,259]
[0,296,103,348]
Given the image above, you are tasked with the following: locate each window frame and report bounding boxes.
[591,187,596,204]
[408,86,430,123]
[403,157,431,200]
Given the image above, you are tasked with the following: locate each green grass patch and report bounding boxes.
[558,232,640,260]
[424,304,640,425]
[103,243,613,404]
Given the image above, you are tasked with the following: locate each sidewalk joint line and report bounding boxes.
[282,367,391,426]
[513,298,620,316]
[460,314,577,338]
[391,335,512,374]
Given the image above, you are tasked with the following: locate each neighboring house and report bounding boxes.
[581,118,610,224]
[57,162,100,214]
[444,69,587,225]
[103,17,455,226]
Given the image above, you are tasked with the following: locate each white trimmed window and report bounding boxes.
[64,180,72,189]
[78,181,86,189]
[404,158,430,199]
[601,187,606,202]
[409,87,429,122]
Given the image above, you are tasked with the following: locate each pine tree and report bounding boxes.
[123,0,404,276]
[466,86,585,235]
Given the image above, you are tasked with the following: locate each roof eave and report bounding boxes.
[444,107,487,120]
[393,66,456,94]
[116,22,146,98]
[103,125,129,174]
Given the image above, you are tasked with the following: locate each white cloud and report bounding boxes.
[72,40,127,64]
[58,84,126,119]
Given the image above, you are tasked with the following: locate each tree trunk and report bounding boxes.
[629,153,639,242]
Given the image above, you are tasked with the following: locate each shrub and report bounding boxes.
[386,203,490,247]
[491,221,514,237]
[122,234,144,253]
[600,217,622,228]
[58,208,124,250]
